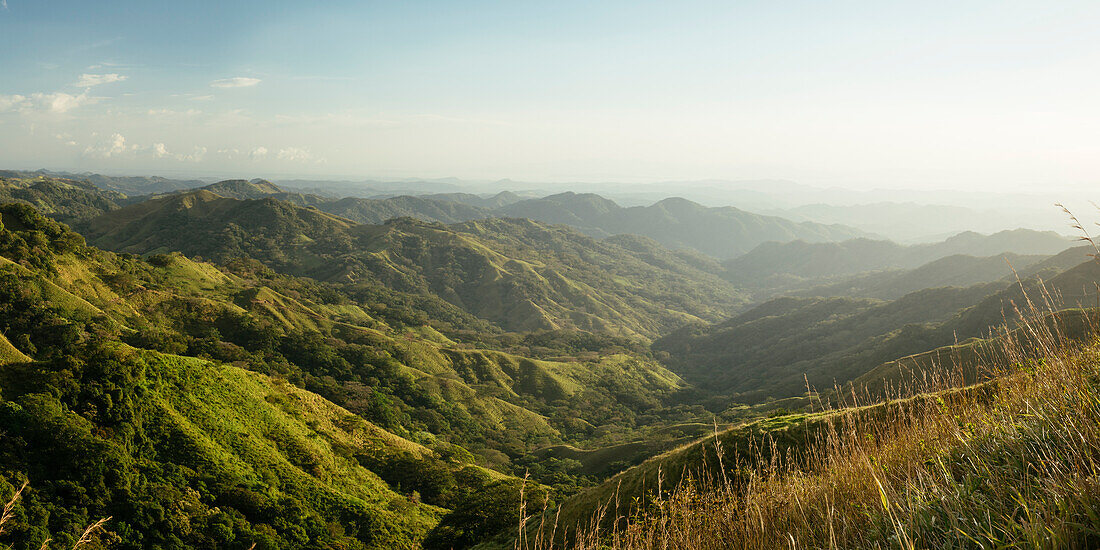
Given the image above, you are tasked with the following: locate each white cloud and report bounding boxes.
[276,147,320,162]
[1,1,8,10]
[84,133,133,158]
[0,91,96,114]
[217,146,268,161]
[189,95,215,101]
[210,77,261,88]
[37,91,93,113]
[180,146,207,162]
[0,94,25,111]
[147,142,206,162]
[75,73,127,88]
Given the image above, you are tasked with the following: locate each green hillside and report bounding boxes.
[200,178,286,199]
[0,175,122,223]
[0,201,725,547]
[0,201,671,549]
[0,345,455,548]
[80,192,748,338]
[321,196,491,225]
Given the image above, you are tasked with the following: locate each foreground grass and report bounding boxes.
[524,310,1100,549]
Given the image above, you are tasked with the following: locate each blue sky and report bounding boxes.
[1,0,1099,189]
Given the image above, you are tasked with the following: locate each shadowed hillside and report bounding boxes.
[656,250,1100,401]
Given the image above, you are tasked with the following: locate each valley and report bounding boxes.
[0,171,1093,549]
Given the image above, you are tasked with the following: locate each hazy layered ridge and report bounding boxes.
[658,252,1100,401]
[496,192,868,258]
[135,180,872,259]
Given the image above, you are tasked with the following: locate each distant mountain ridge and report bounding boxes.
[657,250,1100,401]
[724,230,1073,287]
[496,192,869,258]
[181,180,872,260]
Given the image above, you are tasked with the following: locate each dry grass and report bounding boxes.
[519,254,1100,548]
[0,483,110,550]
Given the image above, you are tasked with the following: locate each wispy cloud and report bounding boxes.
[75,73,127,87]
[189,95,215,101]
[210,77,261,88]
[2,1,9,12]
[68,37,124,55]
[146,108,202,118]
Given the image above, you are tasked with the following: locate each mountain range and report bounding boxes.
[0,171,1092,549]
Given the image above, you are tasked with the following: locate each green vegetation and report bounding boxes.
[656,254,1100,402]
[79,192,748,337]
[1,177,1097,549]
[0,201,730,548]
[524,304,1100,549]
[0,176,122,224]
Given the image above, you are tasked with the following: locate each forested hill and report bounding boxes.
[0,174,123,222]
[0,201,710,549]
[78,191,748,338]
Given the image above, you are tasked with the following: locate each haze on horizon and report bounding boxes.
[2,0,1099,193]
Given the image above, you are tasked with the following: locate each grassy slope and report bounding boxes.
[133,348,445,543]
[547,310,1100,547]
[530,326,1100,549]
[0,333,30,364]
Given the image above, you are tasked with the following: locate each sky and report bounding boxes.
[1,0,1099,191]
